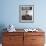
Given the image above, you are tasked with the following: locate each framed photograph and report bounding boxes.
[19,5,34,23]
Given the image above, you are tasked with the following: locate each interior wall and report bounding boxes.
[0,0,46,29]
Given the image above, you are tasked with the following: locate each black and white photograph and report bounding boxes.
[19,5,34,22]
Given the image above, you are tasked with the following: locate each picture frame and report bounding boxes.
[19,5,34,23]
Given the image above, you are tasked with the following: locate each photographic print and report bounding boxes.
[19,5,34,23]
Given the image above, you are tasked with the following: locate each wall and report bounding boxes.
[0,0,46,29]
[0,0,46,43]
